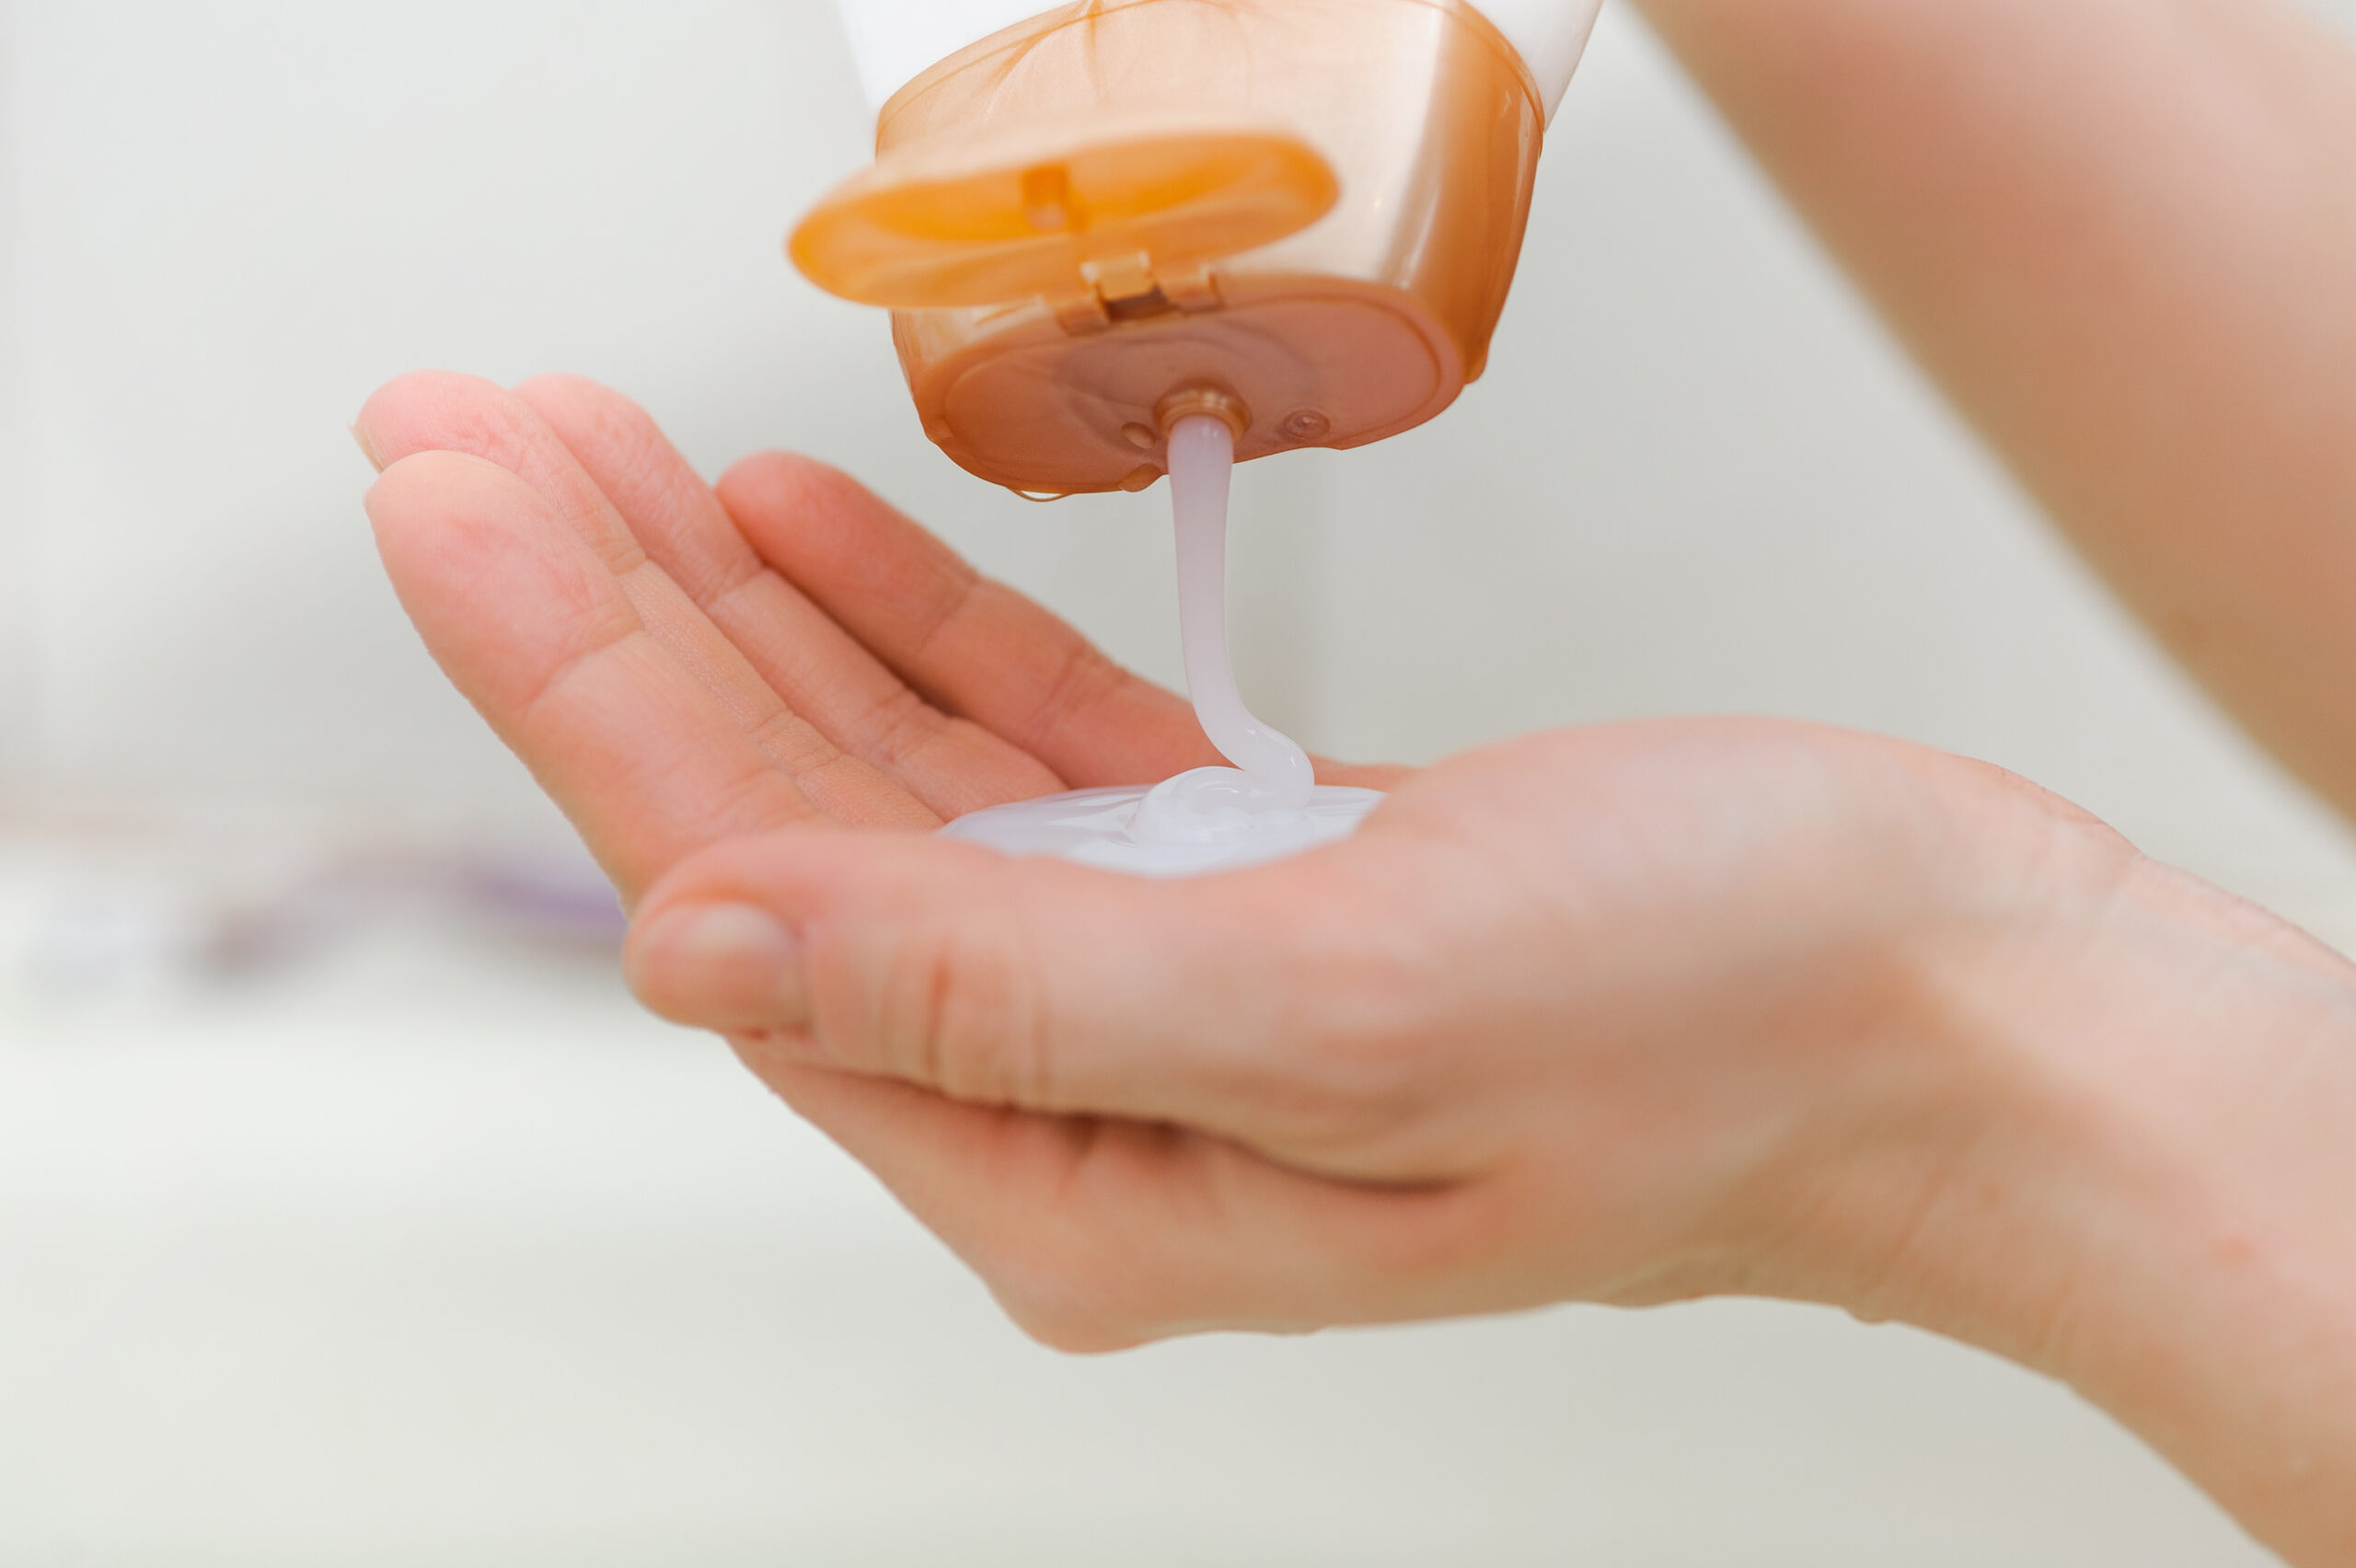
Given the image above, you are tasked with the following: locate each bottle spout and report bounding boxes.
[1154,386,1250,444]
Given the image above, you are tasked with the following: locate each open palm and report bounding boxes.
[354,368,2111,1366]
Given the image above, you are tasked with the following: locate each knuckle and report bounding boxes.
[856,917,1051,1104]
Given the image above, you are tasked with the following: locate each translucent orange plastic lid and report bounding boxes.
[790,112,1339,309]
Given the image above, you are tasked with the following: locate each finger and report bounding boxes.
[365,450,820,902]
[713,453,1222,788]
[741,1049,1507,1348]
[623,824,1443,1160]
[356,371,931,829]
[511,375,1063,819]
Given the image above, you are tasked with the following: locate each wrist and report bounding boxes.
[1830,843,2356,1562]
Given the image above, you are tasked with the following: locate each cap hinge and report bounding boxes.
[1055,252,1223,336]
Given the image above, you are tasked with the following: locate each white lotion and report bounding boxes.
[939,415,1384,876]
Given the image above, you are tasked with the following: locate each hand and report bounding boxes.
[361,368,2079,1343]
[354,369,1396,908]
[364,370,2356,1564]
[624,707,2143,1343]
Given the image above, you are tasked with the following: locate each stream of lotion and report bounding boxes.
[937,415,1385,876]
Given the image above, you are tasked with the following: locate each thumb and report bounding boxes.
[624,825,1387,1138]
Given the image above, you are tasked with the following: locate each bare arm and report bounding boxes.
[1632,0,2356,818]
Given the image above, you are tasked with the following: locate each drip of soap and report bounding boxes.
[939,412,1384,877]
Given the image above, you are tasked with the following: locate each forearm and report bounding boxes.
[1632,0,2356,819]
[1844,856,2356,1565]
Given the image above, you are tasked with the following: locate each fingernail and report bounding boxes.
[351,423,387,473]
[627,903,805,1028]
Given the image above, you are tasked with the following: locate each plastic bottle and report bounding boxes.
[794,0,1606,496]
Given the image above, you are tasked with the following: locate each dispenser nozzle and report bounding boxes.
[1154,386,1250,444]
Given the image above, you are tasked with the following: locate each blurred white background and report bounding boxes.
[5,0,2354,1562]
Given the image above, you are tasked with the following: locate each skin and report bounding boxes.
[1634,0,2356,819]
[352,1,2356,1560]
